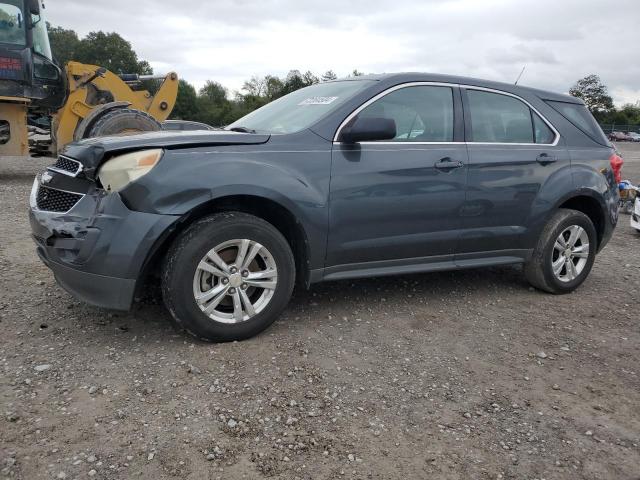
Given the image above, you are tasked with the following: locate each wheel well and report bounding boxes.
[558,195,605,248]
[140,195,310,291]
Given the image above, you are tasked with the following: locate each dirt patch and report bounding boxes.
[1,144,639,479]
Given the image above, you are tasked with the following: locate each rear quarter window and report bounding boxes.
[545,100,609,145]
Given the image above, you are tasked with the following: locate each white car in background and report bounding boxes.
[632,197,640,232]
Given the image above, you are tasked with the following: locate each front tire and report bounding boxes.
[162,212,295,342]
[524,209,597,294]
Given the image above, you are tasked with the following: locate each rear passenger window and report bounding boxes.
[545,100,608,145]
[466,90,555,144]
[533,113,555,144]
[357,85,454,142]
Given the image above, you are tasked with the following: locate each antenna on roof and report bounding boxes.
[514,66,526,85]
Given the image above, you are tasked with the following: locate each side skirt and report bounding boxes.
[310,249,533,283]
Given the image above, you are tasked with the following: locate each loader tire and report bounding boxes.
[85,108,161,138]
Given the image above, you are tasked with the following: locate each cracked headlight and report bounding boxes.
[97,149,163,192]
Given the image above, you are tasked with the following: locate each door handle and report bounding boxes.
[536,153,557,165]
[434,157,464,170]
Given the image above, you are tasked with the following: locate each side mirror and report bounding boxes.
[340,116,396,143]
[28,0,40,15]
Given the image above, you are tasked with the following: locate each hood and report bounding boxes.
[62,130,271,179]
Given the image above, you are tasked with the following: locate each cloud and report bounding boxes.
[44,0,639,104]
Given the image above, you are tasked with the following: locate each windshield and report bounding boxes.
[31,4,51,59]
[228,80,375,134]
[0,1,26,46]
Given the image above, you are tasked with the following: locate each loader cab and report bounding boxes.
[0,0,65,111]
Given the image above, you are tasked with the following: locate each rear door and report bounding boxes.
[326,83,468,274]
[458,87,570,259]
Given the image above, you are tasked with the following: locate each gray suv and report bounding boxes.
[29,73,622,342]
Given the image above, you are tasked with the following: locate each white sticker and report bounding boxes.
[298,96,338,105]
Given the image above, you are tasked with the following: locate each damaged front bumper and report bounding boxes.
[29,174,180,310]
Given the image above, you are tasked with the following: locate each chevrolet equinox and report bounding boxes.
[29,73,622,341]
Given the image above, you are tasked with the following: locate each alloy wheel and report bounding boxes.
[551,225,590,283]
[192,239,278,323]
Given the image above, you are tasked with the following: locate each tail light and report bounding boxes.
[610,153,623,183]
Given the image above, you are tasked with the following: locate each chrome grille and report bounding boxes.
[50,156,82,176]
[36,185,83,213]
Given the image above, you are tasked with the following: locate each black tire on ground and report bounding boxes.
[524,208,597,294]
[85,108,161,138]
[161,212,296,342]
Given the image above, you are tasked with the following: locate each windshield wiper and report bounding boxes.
[227,126,256,133]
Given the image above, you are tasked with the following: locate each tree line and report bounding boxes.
[47,24,152,75]
[569,74,640,127]
[171,69,364,126]
[48,25,638,128]
[47,24,363,126]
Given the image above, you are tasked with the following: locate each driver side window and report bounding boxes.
[356,85,454,142]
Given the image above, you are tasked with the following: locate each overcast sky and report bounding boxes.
[45,0,639,105]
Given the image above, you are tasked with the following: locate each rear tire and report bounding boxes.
[162,212,295,342]
[85,108,161,138]
[524,209,597,294]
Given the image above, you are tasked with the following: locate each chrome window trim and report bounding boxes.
[332,82,561,147]
[47,155,83,177]
[463,86,560,147]
[333,81,458,143]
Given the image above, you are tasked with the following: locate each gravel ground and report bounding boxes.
[1,144,639,480]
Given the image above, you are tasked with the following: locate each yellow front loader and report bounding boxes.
[35,61,178,155]
[0,0,178,157]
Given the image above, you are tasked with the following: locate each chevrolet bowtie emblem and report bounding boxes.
[41,172,53,185]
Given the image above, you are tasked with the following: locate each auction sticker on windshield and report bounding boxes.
[298,96,339,105]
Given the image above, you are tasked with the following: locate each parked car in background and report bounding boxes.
[609,131,634,141]
[162,120,216,131]
[627,132,640,142]
[632,197,640,233]
[29,73,622,342]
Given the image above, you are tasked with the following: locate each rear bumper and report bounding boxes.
[29,175,180,310]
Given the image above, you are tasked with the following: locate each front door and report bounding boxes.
[326,84,468,275]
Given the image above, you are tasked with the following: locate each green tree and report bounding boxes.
[619,103,640,125]
[47,23,80,65]
[196,81,235,126]
[569,74,614,120]
[200,80,228,103]
[350,69,364,77]
[242,76,267,97]
[74,31,152,75]
[240,74,285,101]
[263,75,284,101]
[234,90,268,118]
[170,79,199,120]
[279,70,318,96]
[321,70,337,82]
[179,68,347,126]
[302,70,319,85]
